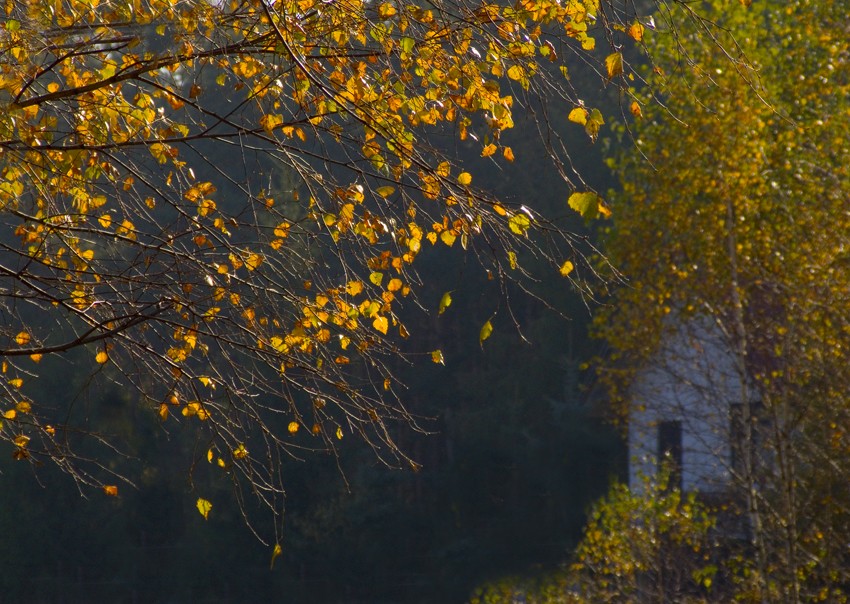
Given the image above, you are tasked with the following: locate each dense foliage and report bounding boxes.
[595,0,850,600]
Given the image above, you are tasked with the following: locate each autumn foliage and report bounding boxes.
[0,0,652,535]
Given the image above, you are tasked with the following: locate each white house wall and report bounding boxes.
[629,317,751,493]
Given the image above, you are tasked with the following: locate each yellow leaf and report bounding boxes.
[440,230,456,247]
[346,281,364,296]
[508,214,531,236]
[159,403,169,420]
[372,315,389,334]
[568,107,588,125]
[503,147,515,162]
[14,331,30,346]
[207,448,214,463]
[95,350,108,364]
[8,378,22,388]
[507,250,518,270]
[630,100,642,118]
[388,278,403,292]
[245,253,264,271]
[480,320,493,345]
[336,426,344,440]
[103,485,118,497]
[15,401,30,414]
[457,172,472,186]
[13,434,28,448]
[375,186,395,198]
[232,443,249,460]
[3,410,16,419]
[481,143,497,157]
[628,21,644,42]
[196,497,212,520]
[560,260,575,277]
[271,543,283,570]
[80,249,94,262]
[369,272,384,286]
[605,52,623,79]
[439,291,452,315]
[431,349,445,364]
[288,421,300,434]
[29,353,42,363]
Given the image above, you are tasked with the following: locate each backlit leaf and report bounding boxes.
[196,497,212,520]
[560,260,575,277]
[568,192,601,220]
[288,421,300,434]
[431,350,445,364]
[439,292,452,315]
[480,320,493,345]
[271,543,283,570]
[103,485,118,497]
[605,52,624,79]
[372,315,389,334]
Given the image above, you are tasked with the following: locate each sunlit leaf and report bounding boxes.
[95,350,109,364]
[568,107,588,125]
[270,543,283,570]
[196,497,212,520]
[479,320,493,346]
[288,421,300,434]
[605,52,624,79]
[508,214,531,236]
[560,260,575,277]
[457,172,472,186]
[439,292,452,315]
[431,350,445,364]
[103,485,118,497]
[372,315,389,334]
[568,192,602,220]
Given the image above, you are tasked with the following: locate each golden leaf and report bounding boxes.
[372,315,389,334]
[103,485,118,497]
[560,260,575,277]
[196,497,213,520]
[288,421,300,434]
[271,543,283,570]
[457,172,472,186]
[14,331,30,346]
[95,350,108,364]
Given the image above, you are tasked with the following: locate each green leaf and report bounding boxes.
[568,192,601,220]
[439,291,452,315]
[196,497,212,520]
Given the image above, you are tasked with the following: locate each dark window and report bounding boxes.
[658,420,683,491]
